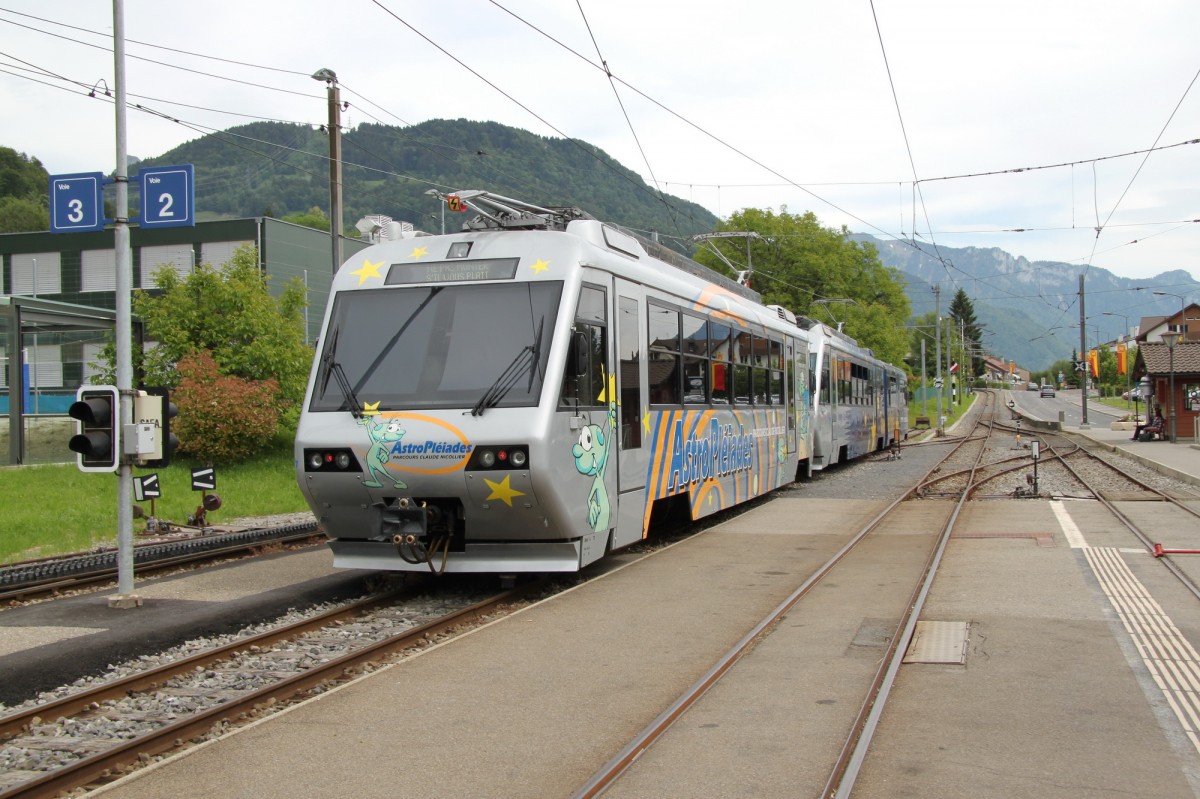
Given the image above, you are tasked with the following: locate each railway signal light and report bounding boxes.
[68,385,120,472]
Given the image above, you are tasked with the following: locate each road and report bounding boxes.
[1010,387,1127,428]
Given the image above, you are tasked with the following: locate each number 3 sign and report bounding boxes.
[49,172,106,233]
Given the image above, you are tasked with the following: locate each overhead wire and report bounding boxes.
[367,0,705,234]
[574,0,681,234]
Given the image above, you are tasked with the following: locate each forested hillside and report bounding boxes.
[135,119,718,244]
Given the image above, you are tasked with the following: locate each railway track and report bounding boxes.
[572,391,1001,797]
[0,519,324,603]
[0,579,538,799]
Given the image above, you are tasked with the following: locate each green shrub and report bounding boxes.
[174,351,281,463]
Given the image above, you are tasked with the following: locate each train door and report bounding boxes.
[560,276,616,567]
[791,337,811,469]
[611,278,648,550]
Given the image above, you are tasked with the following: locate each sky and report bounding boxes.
[2,0,1200,290]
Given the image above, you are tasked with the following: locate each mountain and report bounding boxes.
[136,119,717,249]
[856,236,1200,372]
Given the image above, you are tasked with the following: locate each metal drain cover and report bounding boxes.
[903,620,969,664]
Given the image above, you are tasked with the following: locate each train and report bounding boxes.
[294,191,907,575]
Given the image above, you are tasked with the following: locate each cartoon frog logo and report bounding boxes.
[359,416,408,489]
[573,396,617,533]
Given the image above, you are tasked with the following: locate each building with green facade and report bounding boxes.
[0,218,367,465]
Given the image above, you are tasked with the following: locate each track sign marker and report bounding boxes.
[49,172,107,233]
[139,164,195,228]
[134,474,161,501]
[191,467,216,491]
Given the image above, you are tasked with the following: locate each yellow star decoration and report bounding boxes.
[409,246,429,259]
[361,401,381,417]
[529,259,550,273]
[596,373,617,404]
[642,407,652,436]
[350,259,384,285]
[484,474,525,507]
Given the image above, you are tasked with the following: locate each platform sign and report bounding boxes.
[190,466,216,491]
[49,171,106,233]
[139,164,195,228]
[134,473,161,501]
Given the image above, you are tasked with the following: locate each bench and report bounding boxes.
[914,417,930,429]
[1137,421,1166,441]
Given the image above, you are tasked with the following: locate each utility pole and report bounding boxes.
[111,0,137,608]
[1079,273,1089,428]
[313,68,342,275]
[934,284,944,436]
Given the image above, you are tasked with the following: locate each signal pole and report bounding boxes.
[312,68,343,274]
[111,0,138,607]
[1079,273,1089,428]
[934,284,944,436]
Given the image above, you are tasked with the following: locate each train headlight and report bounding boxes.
[466,445,527,471]
[303,448,362,473]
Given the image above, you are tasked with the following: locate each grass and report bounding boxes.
[0,442,309,564]
[908,390,975,431]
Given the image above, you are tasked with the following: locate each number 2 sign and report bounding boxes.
[139,164,195,228]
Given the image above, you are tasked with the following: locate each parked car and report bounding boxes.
[1122,388,1143,401]
[1040,384,1056,398]
[1026,381,1039,391]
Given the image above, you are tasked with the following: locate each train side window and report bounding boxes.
[733,329,752,365]
[768,365,783,406]
[712,362,731,404]
[683,356,708,404]
[648,300,680,405]
[733,363,751,405]
[559,285,608,410]
[681,313,707,357]
[618,295,642,448]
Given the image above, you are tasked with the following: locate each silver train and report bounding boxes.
[294,191,907,574]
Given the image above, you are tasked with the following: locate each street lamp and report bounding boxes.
[1162,329,1182,444]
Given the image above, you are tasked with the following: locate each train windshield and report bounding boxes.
[311,281,564,412]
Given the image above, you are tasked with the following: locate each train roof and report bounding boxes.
[440,189,761,305]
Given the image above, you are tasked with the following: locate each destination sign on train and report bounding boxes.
[386,258,519,284]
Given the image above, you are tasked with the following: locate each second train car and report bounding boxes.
[294,191,906,574]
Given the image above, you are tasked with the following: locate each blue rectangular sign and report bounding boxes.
[139,164,195,228]
[49,172,106,233]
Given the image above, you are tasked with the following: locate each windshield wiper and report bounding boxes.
[471,317,545,417]
[321,327,363,419]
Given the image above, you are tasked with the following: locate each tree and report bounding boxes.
[0,147,49,232]
[0,146,48,198]
[0,196,49,233]
[692,207,911,367]
[948,289,985,377]
[93,245,310,456]
[280,206,330,231]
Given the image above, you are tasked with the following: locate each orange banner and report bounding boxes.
[1116,343,1127,375]
[1087,350,1099,377]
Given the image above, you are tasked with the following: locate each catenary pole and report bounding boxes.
[111,0,138,607]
